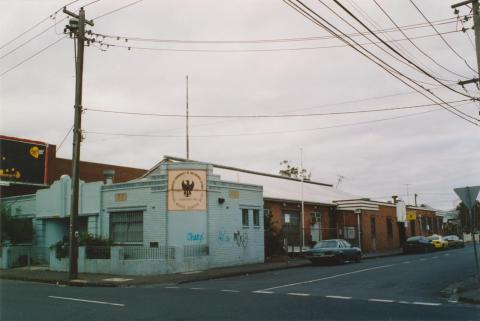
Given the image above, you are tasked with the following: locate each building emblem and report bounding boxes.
[168,170,207,211]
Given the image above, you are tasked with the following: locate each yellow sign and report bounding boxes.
[229,190,240,199]
[115,193,128,202]
[30,146,40,159]
[406,211,416,221]
[168,170,207,211]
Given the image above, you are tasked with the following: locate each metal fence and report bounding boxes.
[85,246,111,259]
[7,246,49,267]
[119,246,175,260]
[184,245,209,258]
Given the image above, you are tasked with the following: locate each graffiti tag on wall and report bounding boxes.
[217,229,231,244]
[186,232,204,242]
[233,231,248,248]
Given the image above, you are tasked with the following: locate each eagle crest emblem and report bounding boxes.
[181,180,195,197]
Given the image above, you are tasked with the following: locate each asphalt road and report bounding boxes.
[1,245,479,321]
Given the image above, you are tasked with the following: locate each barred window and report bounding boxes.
[253,209,260,226]
[242,209,249,226]
[110,211,143,243]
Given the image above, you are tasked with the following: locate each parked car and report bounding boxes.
[427,234,449,250]
[443,235,465,248]
[403,236,435,254]
[305,239,362,265]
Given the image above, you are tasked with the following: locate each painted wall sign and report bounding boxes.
[229,190,240,199]
[168,170,207,211]
[115,193,128,202]
[0,137,47,184]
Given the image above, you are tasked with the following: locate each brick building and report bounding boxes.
[0,135,146,198]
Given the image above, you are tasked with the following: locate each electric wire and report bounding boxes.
[327,0,479,122]
[56,125,74,152]
[90,16,462,44]
[0,0,84,50]
[329,0,478,105]
[92,0,144,20]
[409,0,478,74]
[83,103,472,139]
[92,30,461,55]
[345,0,453,82]
[84,99,471,119]
[318,1,457,90]
[286,0,479,126]
[0,37,66,78]
[372,0,471,80]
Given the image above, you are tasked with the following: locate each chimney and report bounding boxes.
[392,195,398,204]
[103,169,115,185]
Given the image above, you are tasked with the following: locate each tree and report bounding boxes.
[279,160,311,180]
[264,210,285,257]
[456,201,480,233]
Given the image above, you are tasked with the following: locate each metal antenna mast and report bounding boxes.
[186,75,190,159]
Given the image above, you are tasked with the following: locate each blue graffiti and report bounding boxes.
[187,232,204,242]
[217,230,231,243]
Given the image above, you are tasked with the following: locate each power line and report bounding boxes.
[56,125,74,152]
[409,0,478,74]
[92,30,462,54]
[0,37,66,78]
[0,17,67,60]
[285,0,479,126]
[0,0,84,50]
[83,106,458,139]
[325,0,479,122]
[372,0,471,80]
[328,0,479,105]
[92,0,145,20]
[90,16,462,44]
[318,1,460,90]
[84,99,471,119]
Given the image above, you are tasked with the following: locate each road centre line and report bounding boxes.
[221,289,240,293]
[165,286,180,289]
[402,261,411,264]
[48,296,124,307]
[287,293,311,297]
[253,290,274,294]
[413,301,442,306]
[190,287,206,290]
[368,299,395,303]
[259,264,397,291]
[326,295,351,300]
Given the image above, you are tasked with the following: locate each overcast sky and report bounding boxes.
[1,0,479,210]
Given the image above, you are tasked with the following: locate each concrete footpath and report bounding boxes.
[0,250,401,287]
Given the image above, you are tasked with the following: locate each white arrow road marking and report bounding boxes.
[258,264,396,291]
[48,296,124,307]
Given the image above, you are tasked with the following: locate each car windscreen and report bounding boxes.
[407,236,422,242]
[314,240,338,248]
[427,236,439,240]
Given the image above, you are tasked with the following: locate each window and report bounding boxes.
[253,209,260,227]
[110,211,143,243]
[242,209,249,226]
[387,218,393,238]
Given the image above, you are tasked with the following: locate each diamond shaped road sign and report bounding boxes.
[454,186,480,209]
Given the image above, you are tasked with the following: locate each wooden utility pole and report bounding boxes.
[452,0,480,85]
[63,7,93,280]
